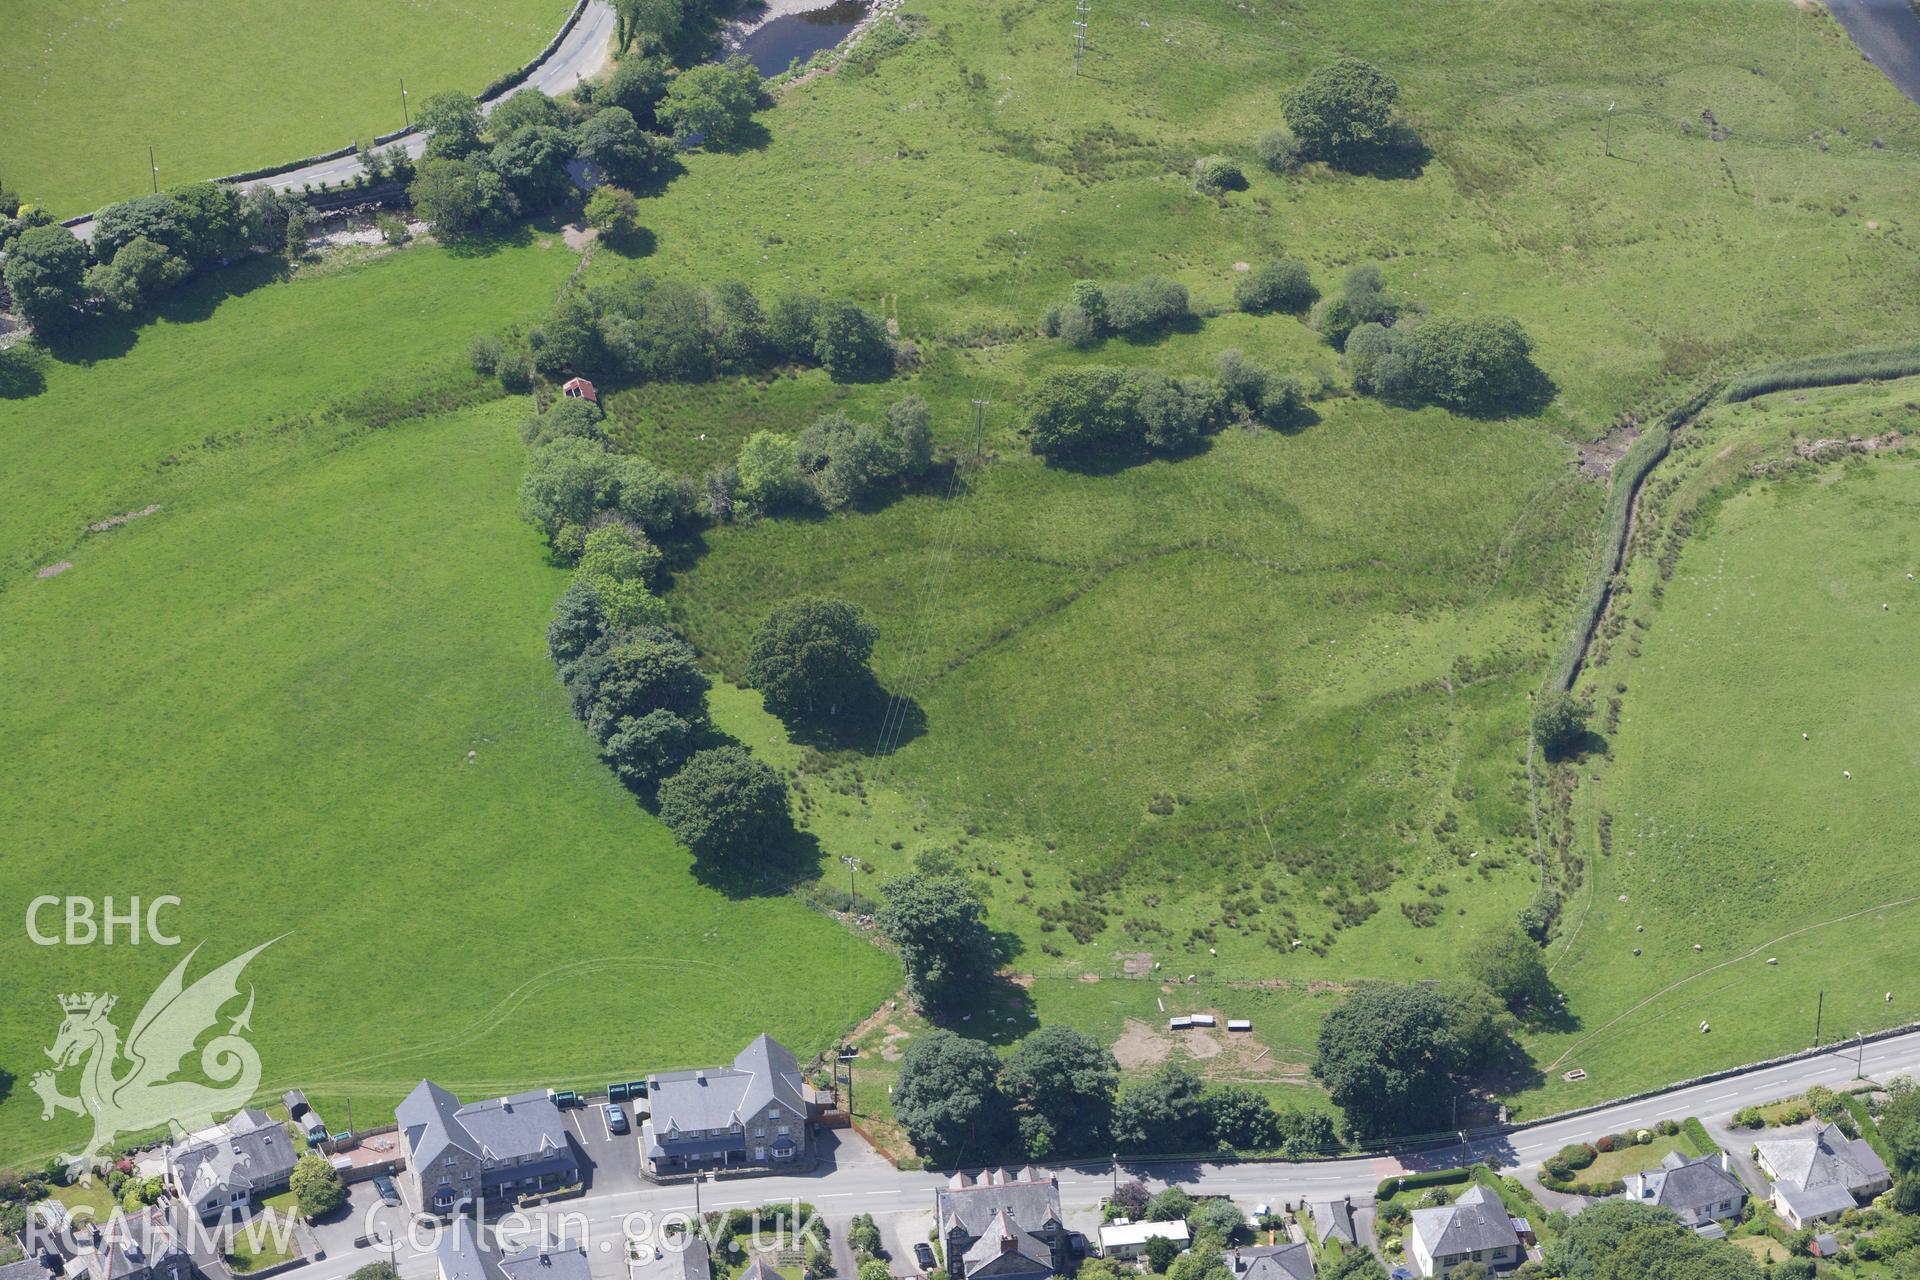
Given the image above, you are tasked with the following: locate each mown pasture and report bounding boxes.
[1,0,573,215]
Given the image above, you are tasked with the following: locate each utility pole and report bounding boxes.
[1814,990,1824,1047]
[838,1049,858,1115]
[1073,0,1090,77]
[401,78,411,128]
[1856,1031,1868,1079]
[969,399,990,460]
[1603,102,1616,157]
[148,146,158,194]
[1110,1153,1118,1194]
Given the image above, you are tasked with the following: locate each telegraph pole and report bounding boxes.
[969,399,990,460]
[1855,1031,1867,1079]
[1813,990,1825,1047]
[1073,0,1090,76]
[1603,102,1616,157]
[148,146,158,193]
[401,78,411,128]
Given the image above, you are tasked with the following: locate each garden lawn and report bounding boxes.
[222,1212,299,1272]
[1516,384,1920,1115]
[1584,1132,1699,1182]
[1,0,574,214]
[0,398,896,1168]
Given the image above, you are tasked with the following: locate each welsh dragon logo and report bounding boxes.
[32,941,274,1178]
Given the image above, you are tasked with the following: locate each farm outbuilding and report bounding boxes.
[562,377,598,403]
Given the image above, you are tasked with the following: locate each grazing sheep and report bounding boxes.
[1845,770,1853,779]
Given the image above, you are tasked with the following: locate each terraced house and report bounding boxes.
[398,1081,580,1214]
[640,1035,815,1177]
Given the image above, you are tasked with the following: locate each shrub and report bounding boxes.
[1594,1134,1615,1153]
[1104,277,1190,334]
[1256,130,1301,173]
[290,1152,346,1216]
[497,349,534,392]
[584,185,643,241]
[1192,155,1247,194]
[1234,260,1318,314]
[1560,1142,1597,1170]
[1655,1119,1680,1137]
[469,335,504,374]
[1532,692,1589,757]
[1404,313,1538,413]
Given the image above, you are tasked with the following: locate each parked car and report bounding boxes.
[605,1103,629,1134]
[914,1243,936,1271]
[372,1174,399,1205]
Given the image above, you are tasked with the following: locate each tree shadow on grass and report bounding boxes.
[40,253,292,367]
[440,218,539,259]
[688,817,828,900]
[1458,360,1560,421]
[774,676,926,756]
[921,961,1039,1048]
[597,225,658,260]
[1542,725,1607,765]
[0,345,47,398]
[1336,124,1433,181]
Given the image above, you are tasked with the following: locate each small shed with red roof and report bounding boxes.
[562,376,598,403]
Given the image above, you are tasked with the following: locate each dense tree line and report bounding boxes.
[525,394,791,870]
[523,278,895,387]
[892,1020,1339,1165]
[1,181,302,335]
[1026,352,1304,461]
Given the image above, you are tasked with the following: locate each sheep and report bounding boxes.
[1844,770,1853,780]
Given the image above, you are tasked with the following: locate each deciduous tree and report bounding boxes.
[875,874,994,1010]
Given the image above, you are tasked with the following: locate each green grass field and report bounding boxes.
[7,0,1920,1165]
[0,390,896,1167]
[1516,381,1920,1115]
[1,0,575,215]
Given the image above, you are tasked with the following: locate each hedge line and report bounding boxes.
[1724,342,1920,403]
[1683,1117,1720,1156]
[1377,1167,1471,1199]
[1842,1095,1892,1167]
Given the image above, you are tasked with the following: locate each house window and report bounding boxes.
[754,1129,765,1138]
[768,1109,781,1120]
[777,1126,790,1136]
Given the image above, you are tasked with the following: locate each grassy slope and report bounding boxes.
[0,231,579,581]
[1519,383,1920,1115]
[0,401,895,1168]
[644,0,1920,1110]
[1,0,574,215]
[6,0,1920,1160]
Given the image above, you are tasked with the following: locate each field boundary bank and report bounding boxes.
[58,0,593,229]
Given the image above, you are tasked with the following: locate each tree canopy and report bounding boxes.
[289,1153,346,1216]
[1001,1024,1118,1156]
[891,1029,1005,1163]
[1532,690,1590,757]
[1463,922,1555,1014]
[3,225,89,335]
[655,745,787,864]
[659,57,764,147]
[746,597,880,722]
[1312,982,1460,1138]
[1112,1064,1209,1153]
[874,874,995,1010]
[1282,58,1401,165]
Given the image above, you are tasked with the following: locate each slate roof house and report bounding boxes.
[435,1218,591,1280]
[1230,1242,1316,1280]
[1407,1185,1521,1278]
[629,1238,711,1280]
[1620,1151,1747,1229]
[1307,1200,1357,1250]
[164,1108,298,1224]
[79,1208,193,1280]
[935,1168,1067,1280]
[399,1082,580,1215]
[641,1035,814,1178]
[1756,1122,1893,1228]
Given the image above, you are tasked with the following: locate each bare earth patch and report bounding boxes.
[1577,425,1642,480]
[562,223,598,252]
[1113,1018,1175,1070]
[36,561,72,579]
[87,503,161,533]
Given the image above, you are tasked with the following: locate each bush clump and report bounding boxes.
[1233,259,1318,314]
[1192,155,1247,194]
